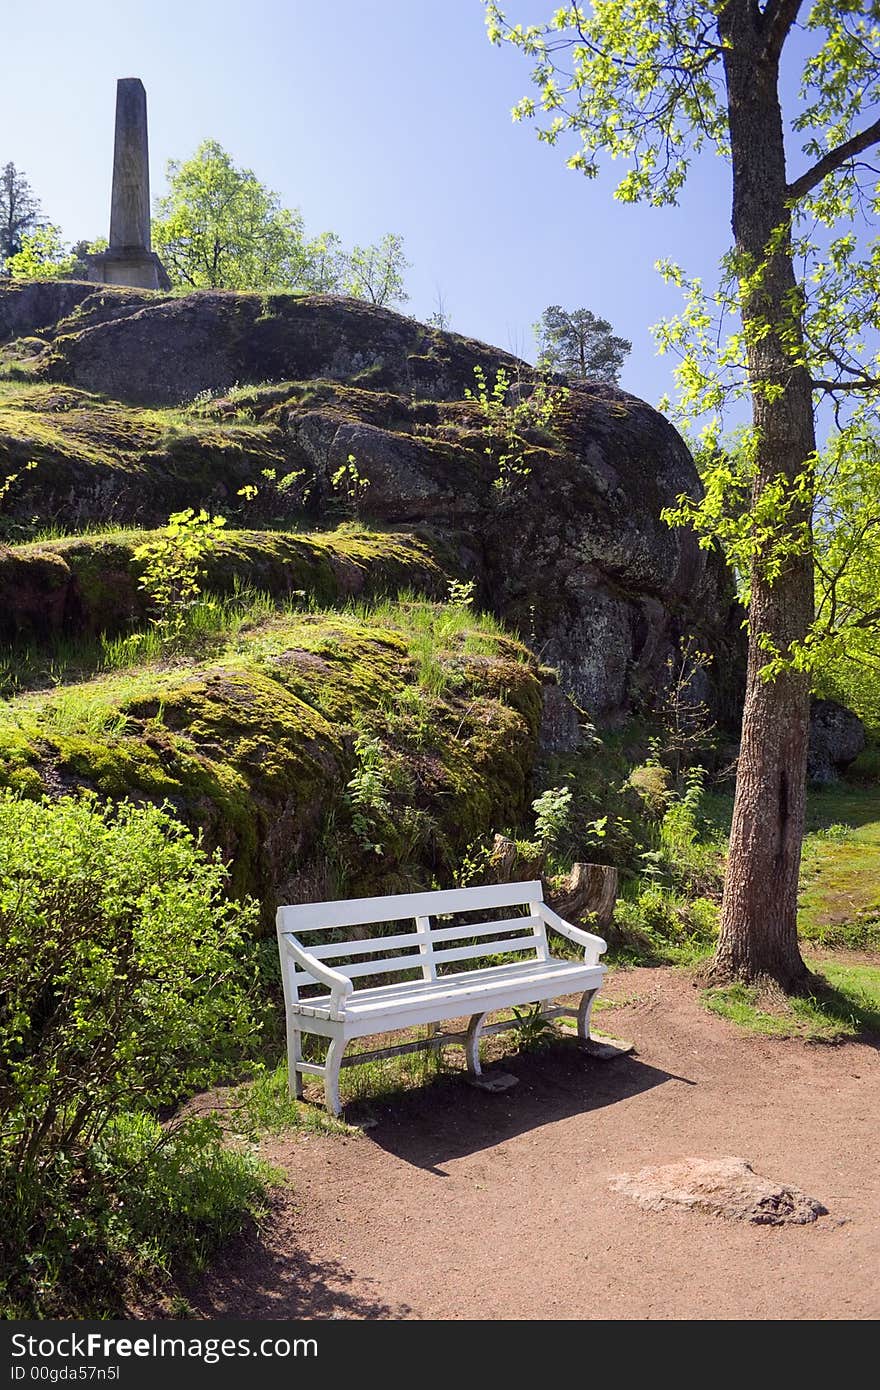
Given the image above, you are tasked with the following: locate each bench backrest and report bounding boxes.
[278,881,549,994]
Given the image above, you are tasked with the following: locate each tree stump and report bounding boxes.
[547,862,618,930]
[488,834,545,882]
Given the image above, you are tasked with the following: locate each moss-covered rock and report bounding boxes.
[0,383,289,532]
[0,608,542,923]
[0,281,745,723]
[0,525,453,644]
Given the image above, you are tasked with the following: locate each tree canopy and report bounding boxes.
[152,140,410,305]
[535,304,631,381]
[488,0,880,990]
[5,226,75,279]
[340,233,410,308]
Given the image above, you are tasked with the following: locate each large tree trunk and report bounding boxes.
[710,4,816,990]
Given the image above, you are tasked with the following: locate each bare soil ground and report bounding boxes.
[179,964,880,1321]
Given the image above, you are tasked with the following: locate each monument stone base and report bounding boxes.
[86,247,170,291]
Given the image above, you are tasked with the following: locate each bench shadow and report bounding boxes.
[178,1196,410,1321]
[354,1043,692,1174]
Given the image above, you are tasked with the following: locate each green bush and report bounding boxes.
[0,793,260,1170]
[2,1111,271,1317]
[0,792,265,1314]
[612,884,718,964]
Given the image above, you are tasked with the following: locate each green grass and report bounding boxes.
[703,959,880,1041]
[1,586,490,702]
[799,789,880,948]
[338,1039,451,1106]
[223,1063,355,1137]
[231,1041,454,1117]
[0,1111,275,1319]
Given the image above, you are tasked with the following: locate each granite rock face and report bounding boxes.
[808,699,866,784]
[36,285,514,406]
[0,281,744,723]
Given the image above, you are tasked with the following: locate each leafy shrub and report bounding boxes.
[330,453,370,512]
[344,731,435,867]
[635,765,724,898]
[659,765,705,856]
[0,792,261,1173]
[100,1112,270,1271]
[134,508,227,642]
[0,793,260,1172]
[532,784,574,846]
[0,792,265,1315]
[464,364,567,493]
[612,884,718,964]
[2,1111,271,1317]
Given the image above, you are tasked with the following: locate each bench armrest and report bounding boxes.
[280,932,354,1004]
[539,904,607,965]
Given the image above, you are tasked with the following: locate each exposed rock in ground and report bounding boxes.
[610,1156,827,1225]
[0,281,744,724]
[808,699,866,784]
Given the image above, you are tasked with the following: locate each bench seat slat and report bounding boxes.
[341,955,571,1002]
[279,880,543,932]
[327,968,604,1038]
[292,957,598,1016]
[348,960,595,1013]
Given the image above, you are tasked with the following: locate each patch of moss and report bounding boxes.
[1,524,452,648]
[0,386,290,534]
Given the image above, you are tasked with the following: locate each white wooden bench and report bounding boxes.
[276,880,607,1115]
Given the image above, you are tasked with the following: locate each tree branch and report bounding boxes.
[788,117,880,200]
[812,376,880,395]
[762,0,804,62]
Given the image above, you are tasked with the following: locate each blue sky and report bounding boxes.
[0,1,815,407]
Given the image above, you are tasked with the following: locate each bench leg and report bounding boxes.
[324,1036,346,1116]
[287,1023,304,1100]
[465,1012,488,1077]
[577,988,598,1043]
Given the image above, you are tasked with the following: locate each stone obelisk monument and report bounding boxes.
[87,78,169,290]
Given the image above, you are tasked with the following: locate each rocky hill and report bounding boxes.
[1,280,742,722]
[0,280,755,919]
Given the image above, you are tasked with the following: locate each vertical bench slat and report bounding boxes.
[530,899,551,962]
[415,914,436,982]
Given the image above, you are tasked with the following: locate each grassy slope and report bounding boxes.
[799,787,880,948]
[698,783,880,1040]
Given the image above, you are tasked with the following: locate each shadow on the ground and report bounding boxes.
[356,1043,692,1174]
[178,1196,409,1321]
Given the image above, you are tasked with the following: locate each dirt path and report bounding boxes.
[183,966,880,1321]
